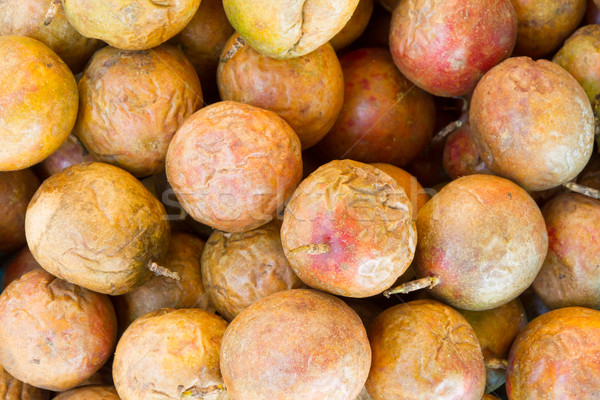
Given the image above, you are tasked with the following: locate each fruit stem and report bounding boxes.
[485,358,508,370]
[220,36,246,63]
[289,243,330,255]
[43,0,61,25]
[383,276,440,298]
[563,182,600,200]
[148,261,180,280]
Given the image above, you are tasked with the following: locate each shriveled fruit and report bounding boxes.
[366,299,486,400]
[0,36,78,171]
[0,270,117,391]
[114,308,228,400]
[414,175,548,311]
[0,364,48,399]
[0,0,103,72]
[166,101,302,233]
[54,386,119,400]
[458,299,527,392]
[62,0,201,50]
[25,162,170,295]
[317,48,435,166]
[532,193,600,309]
[389,0,517,97]
[223,0,360,58]
[330,0,374,50]
[0,170,40,255]
[114,232,211,330]
[1,246,42,289]
[75,45,203,177]
[201,221,303,321]
[218,36,344,150]
[220,289,371,400]
[470,57,594,191]
[281,160,416,297]
[512,0,586,59]
[507,307,600,399]
[35,135,96,179]
[371,163,429,219]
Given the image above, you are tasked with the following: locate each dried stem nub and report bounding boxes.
[44,0,61,25]
[220,36,246,63]
[563,182,600,200]
[383,276,440,298]
[485,358,508,370]
[148,262,180,280]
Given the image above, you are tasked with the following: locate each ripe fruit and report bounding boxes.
[414,174,548,311]
[366,299,486,400]
[371,163,429,218]
[1,247,42,289]
[281,160,416,297]
[35,135,96,179]
[166,101,302,233]
[330,0,374,50]
[25,162,170,295]
[0,365,48,399]
[389,0,517,97]
[54,386,119,400]
[0,36,78,171]
[220,289,371,400]
[470,57,594,191]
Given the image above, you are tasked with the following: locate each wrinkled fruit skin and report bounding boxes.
[507,307,600,399]
[458,299,527,392]
[54,386,119,400]
[389,0,517,97]
[0,365,49,400]
[220,289,371,400]
[75,44,203,177]
[532,193,600,310]
[0,170,40,255]
[330,0,374,50]
[0,36,78,171]
[114,309,228,400]
[415,175,548,311]
[35,135,96,179]
[512,0,586,59]
[317,48,435,166]
[366,299,486,400]
[25,162,170,295]
[201,221,304,321]
[63,0,201,50]
[0,270,117,391]
[281,160,416,298]
[470,57,594,191]
[223,0,360,58]
[115,231,211,330]
[166,101,303,233]
[1,246,42,289]
[218,35,344,150]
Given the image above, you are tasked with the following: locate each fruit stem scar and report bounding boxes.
[181,384,226,397]
[563,182,600,200]
[383,276,440,298]
[289,243,330,255]
[43,0,62,26]
[148,261,180,280]
[484,358,508,370]
[220,36,246,63]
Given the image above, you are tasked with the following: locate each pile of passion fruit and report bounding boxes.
[1,0,600,399]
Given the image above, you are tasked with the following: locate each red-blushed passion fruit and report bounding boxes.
[166,101,302,233]
[330,0,374,50]
[25,162,171,295]
[62,0,201,50]
[532,193,600,309]
[0,170,40,255]
[411,174,548,311]
[0,0,103,72]
[316,48,435,166]
[512,0,586,59]
[470,57,594,191]
[223,0,360,58]
[1,246,42,289]
[220,289,371,400]
[35,135,96,179]
[114,231,212,330]
[458,299,528,392]
[201,221,304,321]
[113,308,228,400]
[281,160,416,298]
[0,36,78,171]
[0,270,117,391]
[506,307,600,399]
[365,299,486,400]
[389,0,517,97]
[0,365,49,400]
[54,386,119,400]
[217,35,344,150]
[370,163,429,219]
[75,44,203,177]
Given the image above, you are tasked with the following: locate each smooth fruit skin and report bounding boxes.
[507,307,600,399]
[1,246,42,289]
[220,289,371,400]
[281,160,416,298]
[222,0,360,58]
[415,175,548,311]
[389,0,517,97]
[35,135,96,179]
[0,36,78,171]
[532,193,600,310]
[218,35,344,150]
[366,299,486,400]
[316,48,435,166]
[470,57,594,191]
[330,0,374,50]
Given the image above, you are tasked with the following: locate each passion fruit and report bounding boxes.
[35,135,96,179]
[1,246,43,289]
[54,386,119,400]
[330,0,374,50]
[0,365,48,400]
